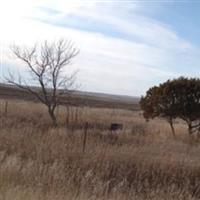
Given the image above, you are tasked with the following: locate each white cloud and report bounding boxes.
[1,0,200,96]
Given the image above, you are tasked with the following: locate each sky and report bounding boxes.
[1,0,200,96]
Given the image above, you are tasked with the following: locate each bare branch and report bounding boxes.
[6,39,79,126]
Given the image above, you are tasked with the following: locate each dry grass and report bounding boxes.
[0,99,200,200]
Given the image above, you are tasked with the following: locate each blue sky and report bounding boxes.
[1,0,200,96]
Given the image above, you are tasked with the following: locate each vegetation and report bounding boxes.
[6,39,79,127]
[3,58,200,199]
[140,77,200,136]
[0,99,200,200]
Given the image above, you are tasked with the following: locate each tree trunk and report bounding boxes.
[188,122,193,135]
[168,119,176,138]
[48,108,58,127]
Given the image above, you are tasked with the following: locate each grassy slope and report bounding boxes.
[0,84,140,111]
[0,99,200,200]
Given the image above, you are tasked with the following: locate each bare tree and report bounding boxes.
[6,39,79,127]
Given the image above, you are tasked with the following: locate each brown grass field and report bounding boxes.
[1,98,200,200]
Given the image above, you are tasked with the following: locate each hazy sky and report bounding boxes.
[1,0,200,96]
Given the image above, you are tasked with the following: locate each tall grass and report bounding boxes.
[0,99,200,200]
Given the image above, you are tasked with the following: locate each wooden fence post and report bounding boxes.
[75,107,78,124]
[66,106,70,125]
[4,101,8,117]
[82,122,89,153]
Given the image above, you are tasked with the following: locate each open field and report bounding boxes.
[2,1,200,200]
[1,99,200,200]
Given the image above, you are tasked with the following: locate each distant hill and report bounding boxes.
[72,90,139,103]
[0,83,140,110]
